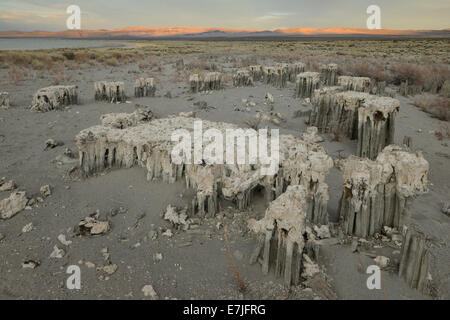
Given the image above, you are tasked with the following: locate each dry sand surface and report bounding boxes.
[0,45,449,300]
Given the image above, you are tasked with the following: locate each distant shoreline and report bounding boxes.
[0,38,134,51]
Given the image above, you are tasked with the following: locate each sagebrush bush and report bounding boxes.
[413,94,450,121]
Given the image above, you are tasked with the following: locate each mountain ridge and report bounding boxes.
[1,26,449,39]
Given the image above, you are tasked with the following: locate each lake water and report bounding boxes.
[0,38,131,51]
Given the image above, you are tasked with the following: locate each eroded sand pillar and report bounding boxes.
[0,92,10,109]
[134,78,156,98]
[248,65,263,82]
[295,72,320,99]
[320,63,338,86]
[338,146,429,238]
[310,91,399,159]
[30,85,78,112]
[248,185,309,286]
[399,226,434,296]
[338,76,371,92]
[94,81,126,103]
[233,69,253,87]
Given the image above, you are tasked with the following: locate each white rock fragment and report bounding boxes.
[313,225,331,239]
[22,223,34,233]
[40,185,52,198]
[374,256,390,269]
[57,234,72,246]
[0,191,28,220]
[22,260,40,269]
[302,254,321,278]
[77,217,110,235]
[142,285,158,299]
[0,180,16,192]
[50,245,65,259]
[164,205,189,228]
[98,264,118,275]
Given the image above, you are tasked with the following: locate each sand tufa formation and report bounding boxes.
[295,72,321,99]
[310,90,400,159]
[134,78,156,98]
[76,115,333,221]
[338,76,371,92]
[319,63,338,86]
[233,69,254,87]
[189,72,222,93]
[0,92,10,109]
[30,86,78,112]
[94,81,126,103]
[337,145,429,238]
[248,185,310,286]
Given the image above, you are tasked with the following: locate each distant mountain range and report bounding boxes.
[1,27,449,39]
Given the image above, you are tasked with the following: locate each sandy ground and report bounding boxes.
[0,54,448,300]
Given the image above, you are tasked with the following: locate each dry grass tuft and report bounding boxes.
[413,94,450,121]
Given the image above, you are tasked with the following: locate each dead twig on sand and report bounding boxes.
[222,214,247,294]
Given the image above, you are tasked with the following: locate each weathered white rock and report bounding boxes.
[40,185,51,198]
[57,234,72,246]
[295,72,320,99]
[338,146,429,238]
[100,107,154,129]
[142,284,158,299]
[0,191,28,219]
[30,86,78,112]
[374,256,390,268]
[134,78,156,97]
[77,217,110,235]
[164,205,189,227]
[0,180,16,192]
[50,245,65,259]
[94,81,126,103]
[302,127,324,143]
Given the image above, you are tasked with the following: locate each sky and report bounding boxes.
[0,0,449,31]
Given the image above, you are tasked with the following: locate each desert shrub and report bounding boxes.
[7,65,25,84]
[185,59,217,71]
[413,94,450,121]
[103,57,119,66]
[347,60,387,82]
[31,59,45,70]
[390,62,424,86]
[421,64,450,93]
[440,80,450,98]
[62,51,75,60]
[239,56,258,67]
